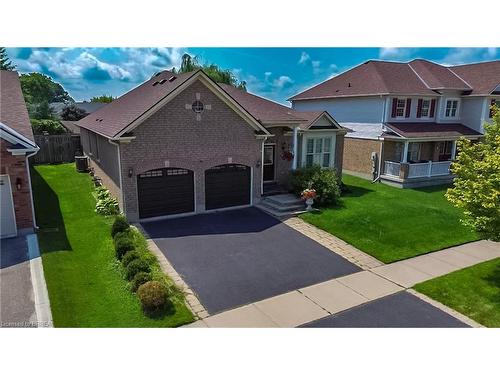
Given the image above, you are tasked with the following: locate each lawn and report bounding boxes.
[31,163,194,327]
[300,174,479,263]
[414,258,500,327]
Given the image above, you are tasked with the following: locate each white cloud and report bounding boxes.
[272,75,294,89]
[440,48,499,65]
[298,51,310,65]
[378,47,419,60]
[311,60,321,75]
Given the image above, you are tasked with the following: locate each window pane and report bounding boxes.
[306,139,314,154]
[324,138,331,152]
[306,155,313,167]
[323,153,330,167]
[315,139,322,153]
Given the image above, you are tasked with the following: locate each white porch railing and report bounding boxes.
[384,161,452,179]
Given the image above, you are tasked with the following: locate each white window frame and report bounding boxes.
[407,142,422,162]
[304,136,333,168]
[420,98,432,118]
[444,98,460,118]
[395,98,407,118]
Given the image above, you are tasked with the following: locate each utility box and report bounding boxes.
[75,155,89,172]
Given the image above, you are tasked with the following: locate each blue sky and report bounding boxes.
[7,47,499,105]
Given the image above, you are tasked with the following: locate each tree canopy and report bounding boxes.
[172,54,246,90]
[0,47,15,71]
[61,104,88,121]
[90,95,114,103]
[446,104,500,241]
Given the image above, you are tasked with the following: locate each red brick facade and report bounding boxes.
[0,139,34,230]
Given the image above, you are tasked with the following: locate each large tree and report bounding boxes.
[90,95,114,103]
[172,54,246,90]
[0,47,15,71]
[61,104,88,121]
[446,104,500,240]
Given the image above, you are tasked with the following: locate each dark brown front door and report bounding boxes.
[205,164,251,210]
[263,145,275,182]
[137,167,194,219]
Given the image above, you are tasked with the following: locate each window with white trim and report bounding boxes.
[407,142,421,162]
[396,98,406,117]
[305,137,332,167]
[445,99,459,118]
[420,99,431,117]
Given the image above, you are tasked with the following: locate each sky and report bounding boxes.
[6,47,499,105]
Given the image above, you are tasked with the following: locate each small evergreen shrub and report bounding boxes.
[111,216,130,238]
[122,250,141,267]
[131,272,152,292]
[290,165,341,206]
[115,237,135,260]
[125,259,150,280]
[113,230,132,245]
[137,281,168,312]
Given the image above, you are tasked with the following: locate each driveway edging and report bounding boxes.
[135,224,210,320]
[27,234,53,328]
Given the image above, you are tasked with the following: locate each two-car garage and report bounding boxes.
[137,164,251,219]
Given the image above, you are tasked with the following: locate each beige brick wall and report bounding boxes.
[343,137,381,177]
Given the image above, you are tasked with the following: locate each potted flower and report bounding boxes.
[301,188,317,211]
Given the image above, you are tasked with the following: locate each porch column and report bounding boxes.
[292,126,298,170]
[402,141,409,163]
[451,140,457,160]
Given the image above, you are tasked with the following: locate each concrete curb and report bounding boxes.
[27,234,53,328]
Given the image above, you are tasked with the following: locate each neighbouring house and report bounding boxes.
[0,71,39,238]
[290,59,499,188]
[49,101,108,119]
[76,69,345,221]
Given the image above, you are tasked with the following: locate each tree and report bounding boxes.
[30,101,55,120]
[61,104,88,121]
[31,119,66,135]
[0,47,15,71]
[172,53,246,90]
[19,73,73,114]
[446,104,500,240]
[90,95,114,103]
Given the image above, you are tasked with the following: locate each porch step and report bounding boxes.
[257,193,307,217]
[265,193,304,208]
[262,183,289,196]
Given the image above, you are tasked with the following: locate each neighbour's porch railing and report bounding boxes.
[384,161,452,179]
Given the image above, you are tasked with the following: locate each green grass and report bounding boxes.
[300,174,479,263]
[31,163,194,327]
[414,258,500,327]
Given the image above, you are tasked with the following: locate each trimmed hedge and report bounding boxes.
[115,237,135,260]
[125,259,150,280]
[111,215,130,238]
[122,250,141,267]
[137,281,168,312]
[131,272,152,292]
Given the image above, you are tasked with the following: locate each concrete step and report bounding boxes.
[261,200,305,213]
[256,204,308,218]
[265,193,303,207]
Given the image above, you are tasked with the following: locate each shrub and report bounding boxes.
[290,165,341,206]
[31,119,66,135]
[111,215,130,238]
[122,250,140,267]
[95,187,119,216]
[131,271,152,292]
[125,258,150,280]
[115,237,135,260]
[137,281,168,312]
[113,230,132,245]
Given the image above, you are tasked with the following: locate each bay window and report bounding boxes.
[305,137,332,167]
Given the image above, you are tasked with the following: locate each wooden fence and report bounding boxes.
[32,134,82,164]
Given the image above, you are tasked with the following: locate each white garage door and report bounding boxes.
[0,175,17,238]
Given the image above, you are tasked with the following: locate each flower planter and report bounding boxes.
[305,198,314,211]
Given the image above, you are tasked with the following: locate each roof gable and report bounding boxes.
[408,59,471,90]
[450,60,500,95]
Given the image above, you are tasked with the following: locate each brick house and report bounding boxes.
[77,70,345,222]
[290,59,499,188]
[0,70,39,238]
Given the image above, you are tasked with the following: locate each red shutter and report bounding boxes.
[430,99,436,117]
[416,99,423,118]
[490,99,497,118]
[405,98,412,118]
[391,98,397,118]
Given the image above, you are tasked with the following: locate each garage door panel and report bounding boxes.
[205,164,250,210]
[138,168,194,219]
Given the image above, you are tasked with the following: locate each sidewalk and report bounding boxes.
[186,239,499,328]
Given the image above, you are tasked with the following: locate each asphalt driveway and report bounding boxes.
[142,207,360,314]
[301,291,469,328]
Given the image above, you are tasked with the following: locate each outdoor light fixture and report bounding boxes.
[256,160,261,168]
[128,168,133,178]
[16,177,22,190]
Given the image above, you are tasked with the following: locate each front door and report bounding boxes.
[263,145,275,182]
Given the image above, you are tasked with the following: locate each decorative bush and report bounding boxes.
[111,215,130,238]
[125,259,150,280]
[95,187,119,216]
[131,272,152,292]
[122,250,140,267]
[115,237,135,260]
[137,281,168,312]
[290,165,341,206]
[113,230,132,245]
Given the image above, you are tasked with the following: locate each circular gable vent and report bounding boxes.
[191,100,204,114]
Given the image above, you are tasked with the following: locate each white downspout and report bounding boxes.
[292,126,299,170]
[26,150,40,230]
[108,139,125,215]
[373,139,384,183]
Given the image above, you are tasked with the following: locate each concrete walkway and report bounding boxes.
[186,240,499,327]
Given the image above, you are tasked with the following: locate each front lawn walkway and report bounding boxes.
[300,174,479,263]
[414,258,500,327]
[31,163,193,327]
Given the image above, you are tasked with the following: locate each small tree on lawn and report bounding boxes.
[446,104,500,240]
